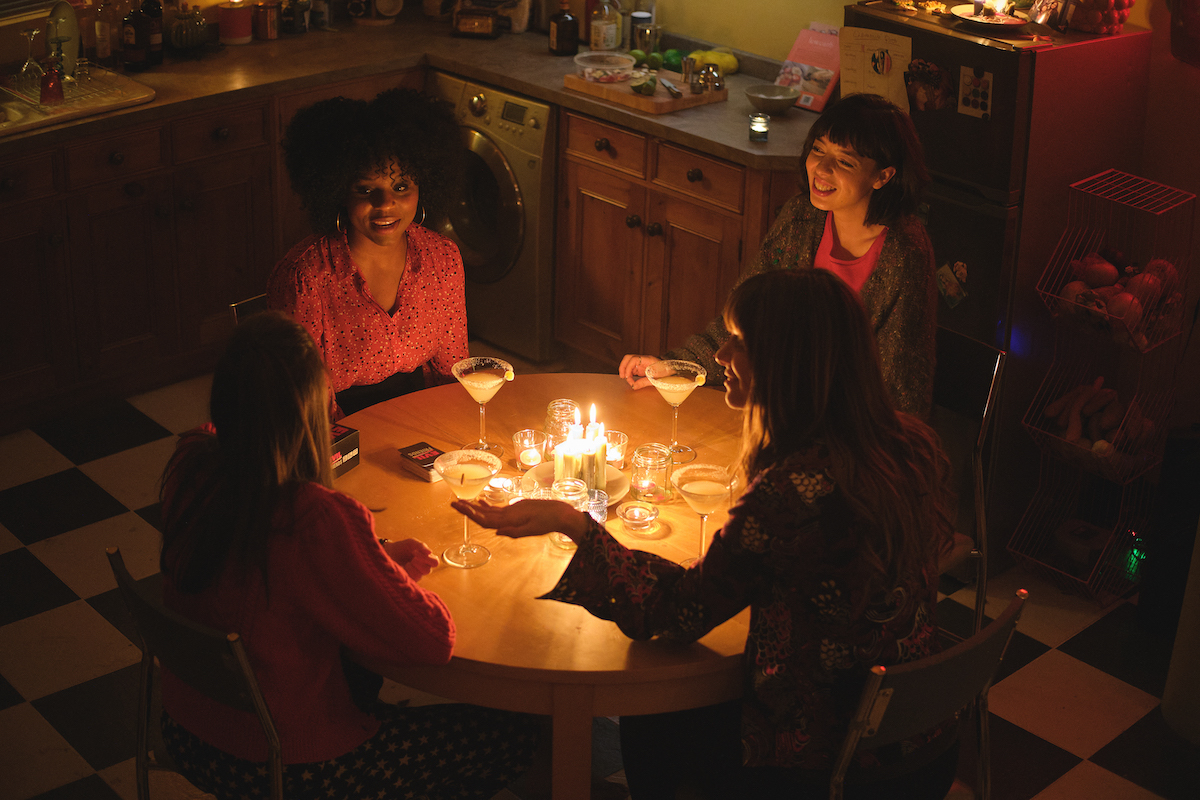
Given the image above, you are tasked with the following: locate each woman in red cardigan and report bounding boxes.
[158,311,537,799]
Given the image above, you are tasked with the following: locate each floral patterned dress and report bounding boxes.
[543,443,946,774]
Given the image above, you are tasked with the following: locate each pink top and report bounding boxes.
[813,213,888,293]
[161,427,455,764]
[268,225,469,417]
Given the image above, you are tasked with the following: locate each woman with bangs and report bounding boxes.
[455,269,958,799]
[621,93,937,418]
[268,88,468,419]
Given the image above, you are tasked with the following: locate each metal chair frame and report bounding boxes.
[229,293,268,325]
[829,590,1028,800]
[105,547,284,800]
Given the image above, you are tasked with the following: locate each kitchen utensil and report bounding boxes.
[659,77,682,98]
[744,83,801,114]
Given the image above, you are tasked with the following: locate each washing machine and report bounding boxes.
[426,72,557,363]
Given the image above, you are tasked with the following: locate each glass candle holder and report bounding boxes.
[512,429,548,471]
[544,398,580,456]
[630,443,673,503]
[588,489,609,524]
[550,478,589,550]
[617,500,660,536]
[605,430,629,469]
[749,113,770,142]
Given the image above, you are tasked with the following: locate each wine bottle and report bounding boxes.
[142,0,163,66]
[548,0,578,56]
[122,3,148,71]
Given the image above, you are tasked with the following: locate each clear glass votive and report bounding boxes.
[512,429,548,471]
[616,500,660,536]
[605,430,630,469]
[481,476,515,505]
[631,443,673,503]
[550,478,589,550]
[749,112,770,142]
[588,489,609,524]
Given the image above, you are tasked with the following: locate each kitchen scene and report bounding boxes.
[1,1,1199,800]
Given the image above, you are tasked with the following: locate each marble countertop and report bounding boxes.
[1,8,812,172]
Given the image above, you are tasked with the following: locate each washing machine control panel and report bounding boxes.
[459,83,550,156]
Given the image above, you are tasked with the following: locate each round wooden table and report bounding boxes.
[337,372,749,799]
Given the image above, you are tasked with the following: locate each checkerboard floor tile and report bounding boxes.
[1,368,1197,800]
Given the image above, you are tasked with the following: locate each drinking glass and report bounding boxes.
[550,478,588,550]
[512,429,548,471]
[18,27,44,87]
[645,359,707,463]
[670,463,733,567]
[452,356,513,456]
[434,449,502,568]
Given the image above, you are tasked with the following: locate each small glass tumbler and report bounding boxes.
[588,489,609,524]
[605,430,630,469]
[551,478,589,550]
[512,429,548,471]
[749,113,770,142]
[631,443,673,503]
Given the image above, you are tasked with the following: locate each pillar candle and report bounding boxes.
[219,2,254,45]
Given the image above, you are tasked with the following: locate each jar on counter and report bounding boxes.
[631,443,673,503]
[254,1,280,40]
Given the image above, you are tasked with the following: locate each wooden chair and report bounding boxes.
[105,547,284,800]
[229,293,268,325]
[931,326,1007,636]
[829,589,1028,800]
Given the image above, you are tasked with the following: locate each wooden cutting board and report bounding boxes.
[563,69,728,114]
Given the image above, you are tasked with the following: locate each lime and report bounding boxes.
[631,74,658,96]
[662,48,683,72]
[646,52,663,71]
[629,48,647,67]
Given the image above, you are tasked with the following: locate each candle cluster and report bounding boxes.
[553,404,608,492]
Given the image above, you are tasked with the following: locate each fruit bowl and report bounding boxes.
[575,51,637,83]
[744,84,802,114]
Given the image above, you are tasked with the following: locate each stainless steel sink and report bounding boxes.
[0,67,156,138]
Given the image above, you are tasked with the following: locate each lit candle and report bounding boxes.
[749,113,770,142]
[520,448,542,468]
[219,1,254,45]
[585,404,601,441]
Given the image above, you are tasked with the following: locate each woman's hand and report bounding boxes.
[619,354,660,390]
[382,538,439,581]
[451,499,590,544]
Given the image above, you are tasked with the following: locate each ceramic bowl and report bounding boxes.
[744,84,802,115]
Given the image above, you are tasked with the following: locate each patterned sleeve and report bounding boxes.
[541,469,816,644]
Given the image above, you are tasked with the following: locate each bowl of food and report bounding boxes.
[575,51,637,83]
[744,84,802,114]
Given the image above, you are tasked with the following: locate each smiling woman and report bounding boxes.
[267,88,470,419]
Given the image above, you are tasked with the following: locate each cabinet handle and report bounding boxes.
[108,152,126,166]
[123,182,145,198]
[686,168,703,183]
[625,214,642,229]
[646,222,663,237]
[0,177,16,192]
[212,127,231,142]
[594,137,609,152]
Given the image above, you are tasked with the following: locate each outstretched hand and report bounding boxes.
[619,354,660,390]
[382,538,439,581]
[451,498,590,544]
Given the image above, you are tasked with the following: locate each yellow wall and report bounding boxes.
[654,0,845,60]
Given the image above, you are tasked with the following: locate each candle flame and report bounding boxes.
[574,407,581,425]
[590,404,597,424]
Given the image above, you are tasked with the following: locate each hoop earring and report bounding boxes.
[336,211,345,234]
[416,206,427,227]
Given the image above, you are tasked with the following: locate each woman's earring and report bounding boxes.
[336,211,345,234]
[417,206,427,227]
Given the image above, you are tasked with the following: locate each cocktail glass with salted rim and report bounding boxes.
[435,450,503,568]
[671,463,733,567]
[645,359,707,464]
[452,356,514,456]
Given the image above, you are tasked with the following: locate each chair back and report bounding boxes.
[931,326,1006,635]
[230,293,269,325]
[105,547,283,800]
[828,589,1027,800]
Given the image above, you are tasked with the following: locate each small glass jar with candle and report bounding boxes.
[605,430,629,469]
[749,113,770,142]
[631,443,673,502]
[512,429,548,471]
[550,478,589,549]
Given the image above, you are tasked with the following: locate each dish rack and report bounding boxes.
[1010,169,1194,602]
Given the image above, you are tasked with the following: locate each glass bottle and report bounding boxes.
[121,2,148,72]
[589,0,619,52]
[548,0,578,57]
[616,0,630,50]
[142,0,163,66]
[93,0,118,69]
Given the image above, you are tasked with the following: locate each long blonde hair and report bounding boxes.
[726,269,953,586]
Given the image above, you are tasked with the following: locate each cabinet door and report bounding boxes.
[0,198,75,407]
[555,159,648,365]
[70,173,178,378]
[642,193,742,358]
[173,149,275,352]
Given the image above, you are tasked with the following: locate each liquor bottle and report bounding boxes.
[589,0,619,51]
[548,0,578,56]
[142,0,163,66]
[122,2,148,71]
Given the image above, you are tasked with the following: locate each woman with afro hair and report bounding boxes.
[268,88,468,419]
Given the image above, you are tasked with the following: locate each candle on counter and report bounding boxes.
[554,404,608,492]
[520,448,542,468]
[219,1,254,44]
[749,112,770,142]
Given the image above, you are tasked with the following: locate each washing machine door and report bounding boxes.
[437,127,524,285]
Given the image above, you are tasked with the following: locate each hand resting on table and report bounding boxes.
[618,354,660,390]
[382,538,439,581]
[452,499,591,544]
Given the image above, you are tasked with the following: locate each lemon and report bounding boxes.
[694,374,706,386]
[646,52,663,71]
[504,369,514,381]
[629,48,647,67]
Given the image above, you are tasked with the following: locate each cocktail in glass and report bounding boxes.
[671,463,733,567]
[434,449,503,568]
[645,359,707,463]
[452,356,514,456]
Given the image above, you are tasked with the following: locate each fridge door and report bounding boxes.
[923,181,1020,349]
[844,2,1034,205]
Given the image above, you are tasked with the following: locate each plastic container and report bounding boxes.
[575,50,635,82]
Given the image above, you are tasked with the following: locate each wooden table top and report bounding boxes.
[336,372,750,685]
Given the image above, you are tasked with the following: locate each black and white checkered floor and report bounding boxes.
[1,372,1197,800]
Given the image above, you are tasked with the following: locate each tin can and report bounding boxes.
[254,1,281,40]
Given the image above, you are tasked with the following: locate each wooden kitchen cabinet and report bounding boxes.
[556,112,753,366]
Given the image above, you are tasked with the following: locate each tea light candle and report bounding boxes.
[749,113,770,142]
[220,1,254,44]
[520,448,542,468]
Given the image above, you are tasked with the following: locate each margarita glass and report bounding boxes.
[452,356,514,456]
[434,450,503,568]
[645,359,707,463]
[671,463,733,567]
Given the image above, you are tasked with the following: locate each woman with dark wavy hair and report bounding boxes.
[268,87,468,418]
[456,269,958,799]
[158,311,539,799]
[621,93,937,418]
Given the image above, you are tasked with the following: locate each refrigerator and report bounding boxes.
[843,1,1152,564]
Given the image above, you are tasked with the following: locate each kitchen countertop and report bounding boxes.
[0,7,812,172]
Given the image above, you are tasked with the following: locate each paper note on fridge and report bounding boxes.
[839,27,912,113]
